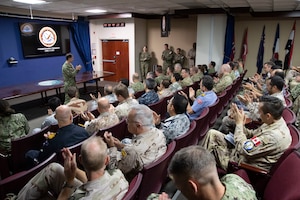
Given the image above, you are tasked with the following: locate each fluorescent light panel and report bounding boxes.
[13,0,47,4]
[86,9,107,13]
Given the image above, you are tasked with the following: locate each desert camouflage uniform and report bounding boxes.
[115,98,139,119]
[107,127,167,180]
[17,163,128,200]
[0,113,29,153]
[84,112,119,134]
[169,82,182,93]
[213,74,233,94]
[162,49,173,74]
[62,61,79,104]
[158,88,173,99]
[200,117,291,171]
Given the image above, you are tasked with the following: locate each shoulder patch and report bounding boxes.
[243,140,254,152]
[250,136,261,146]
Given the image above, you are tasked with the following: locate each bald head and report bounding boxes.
[132,73,140,81]
[97,97,110,113]
[55,105,73,127]
[219,64,231,75]
[81,136,108,171]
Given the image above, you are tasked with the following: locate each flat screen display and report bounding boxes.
[19,23,70,58]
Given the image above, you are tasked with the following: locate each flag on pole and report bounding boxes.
[223,14,235,64]
[256,26,265,74]
[230,32,235,61]
[240,28,248,63]
[272,23,280,61]
[284,21,296,70]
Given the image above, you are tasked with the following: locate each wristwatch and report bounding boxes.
[62,181,75,189]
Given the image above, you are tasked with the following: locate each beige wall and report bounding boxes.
[235,18,300,77]
[147,16,197,68]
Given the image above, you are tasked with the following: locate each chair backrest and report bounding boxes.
[160,94,173,120]
[216,90,227,116]
[174,121,196,152]
[282,107,296,124]
[191,81,200,91]
[57,139,84,165]
[285,97,292,108]
[96,118,127,140]
[148,98,165,116]
[194,107,210,141]
[134,90,145,99]
[264,149,300,200]
[0,153,11,179]
[122,173,143,200]
[207,98,220,127]
[10,125,52,173]
[138,141,176,200]
[0,153,57,199]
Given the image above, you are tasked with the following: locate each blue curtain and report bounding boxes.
[70,17,92,72]
[223,14,235,64]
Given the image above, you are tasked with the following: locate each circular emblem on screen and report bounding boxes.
[39,26,57,47]
[20,23,33,34]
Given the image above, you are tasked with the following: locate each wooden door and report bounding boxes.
[102,40,129,82]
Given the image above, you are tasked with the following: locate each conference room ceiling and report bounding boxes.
[0,0,300,19]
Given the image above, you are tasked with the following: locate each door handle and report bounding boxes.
[103,59,115,63]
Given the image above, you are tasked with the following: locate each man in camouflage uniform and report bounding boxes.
[140,45,151,80]
[17,137,129,199]
[161,44,173,74]
[169,73,182,93]
[154,65,168,86]
[81,97,119,135]
[190,66,202,82]
[173,48,185,67]
[180,68,193,87]
[200,96,292,172]
[62,53,82,104]
[113,83,139,119]
[147,146,257,200]
[130,73,144,93]
[187,42,196,67]
[104,104,167,181]
[213,64,233,94]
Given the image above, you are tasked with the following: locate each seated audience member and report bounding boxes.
[153,93,190,143]
[0,99,29,153]
[154,65,168,86]
[180,68,193,87]
[285,65,300,86]
[169,73,182,93]
[103,84,117,103]
[148,146,257,200]
[229,61,240,80]
[18,136,128,199]
[130,73,144,93]
[200,96,291,172]
[114,83,139,119]
[31,97,61,134]
[104,104,167,180]
[166,65,174,80]
[208,61,216,75]
[174,63,182,74]
[120,78,135,97]
[26,105,89,164]
[213,64,233,94]
[237,58,244,74]
[146,71,155,79]
[190,66,202,82]
[199,64,208,75]
[157,79,172,99]
[81,97,119,135]
[183,75,217,121]
[66,86,88,115]
[138,78,159,105]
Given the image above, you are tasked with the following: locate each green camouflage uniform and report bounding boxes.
[140,51,151,80]
[213,74,233,94]
[200,117,291,172]
[155,74,168,85]
[174,53,185,66]
[162,49,173,74]
[0,113,29,153]
[17,163,128,199]
[191,73,202,82]
[130,81,144,93]
[62,61,79,104]
[181,77,193,87]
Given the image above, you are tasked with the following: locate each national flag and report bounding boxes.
[230,32,235,61]
[223,14,235,64]
[284,21,296,70]
[272,23,280,61]
[256,26,265,74]
[240,28,248,63]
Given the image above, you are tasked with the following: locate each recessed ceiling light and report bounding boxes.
[13,0,47,4]
[86,9,107,13]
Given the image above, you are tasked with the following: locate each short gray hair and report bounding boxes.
[130,104,153,127]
